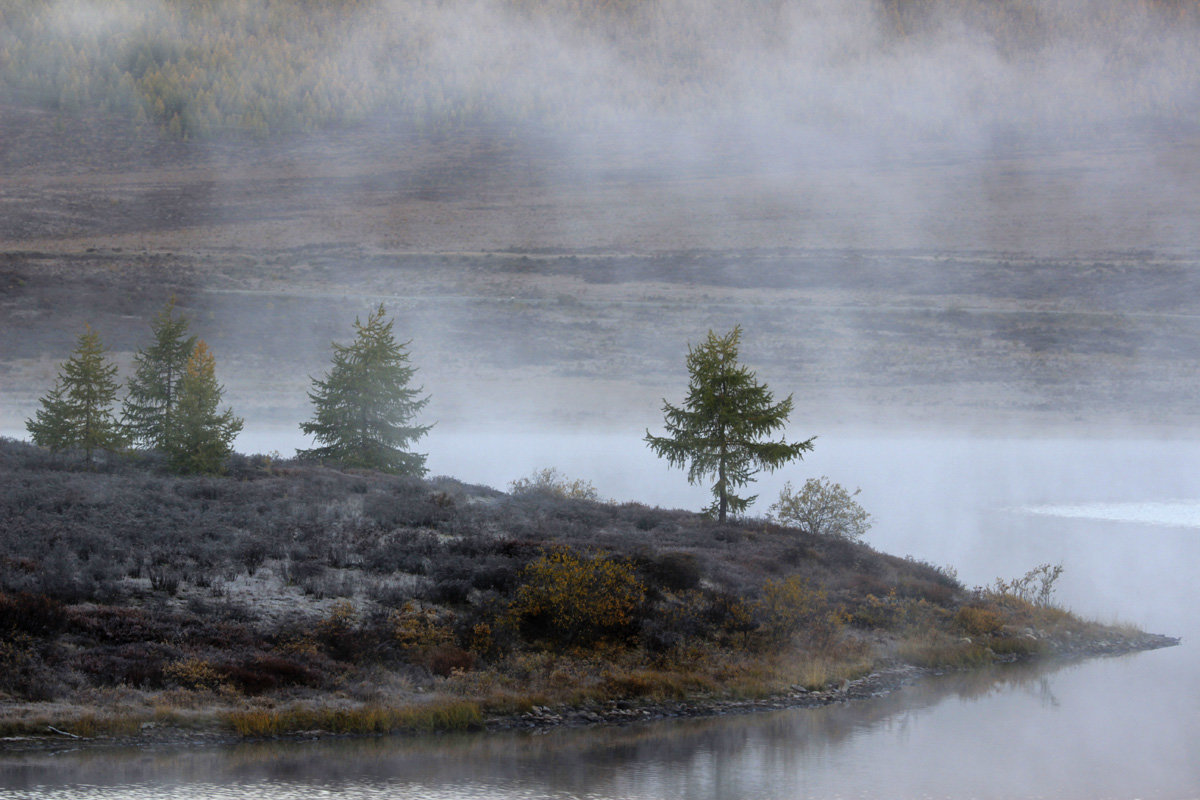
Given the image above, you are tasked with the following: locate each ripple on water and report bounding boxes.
[1021,500,1200,528]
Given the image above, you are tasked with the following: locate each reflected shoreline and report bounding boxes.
[0,645,1185,797]
[0,636,1177,761]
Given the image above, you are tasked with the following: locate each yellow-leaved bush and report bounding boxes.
[511,547,645,648]
[757,575,844,647]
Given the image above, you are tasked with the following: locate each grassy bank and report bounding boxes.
[0,438,1176,743]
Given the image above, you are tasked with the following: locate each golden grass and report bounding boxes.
[0,711,146,739]
[441,638,881,716]
[897,633,992,669]
[223,700,483,738]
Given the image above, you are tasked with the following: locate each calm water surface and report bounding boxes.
[2,435,1197,799]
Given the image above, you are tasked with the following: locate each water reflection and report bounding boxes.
[3,651,1192,800]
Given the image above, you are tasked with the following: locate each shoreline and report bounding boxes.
[0,632,1178,754]
[0,440,1184,759]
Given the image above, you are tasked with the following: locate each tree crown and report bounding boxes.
[26,325,124,463]
[299,304,431,475]
[122,297,197,450]
[645,325,814,520]
[163,340,244,474]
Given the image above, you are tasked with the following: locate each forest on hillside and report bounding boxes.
[2,0,1199,139]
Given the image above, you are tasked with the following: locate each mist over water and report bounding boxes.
[6,0,1200,255]
[5,1,1200,796]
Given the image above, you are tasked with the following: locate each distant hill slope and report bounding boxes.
[2,0,1199,139]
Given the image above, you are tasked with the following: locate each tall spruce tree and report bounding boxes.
[299,304,430,475]
[645,326,814,522]
[26,326,124,465]
[122,298,196,450]
[162,341,243,474]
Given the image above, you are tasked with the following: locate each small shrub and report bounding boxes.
[364,529,437,574]
[640,589,712,651]
[425,644,475,677]
[897,575,956,605]
[223,654,320,694]
[0,632,58,700]
[508,468,600,501]
[986,563,1064,607]
[955,605,1005,637]
[468,557,518,592]
[757,575,843,646]
[390,601,455,652]
[705,591,758,645]
[0,592,67,636]
[77,642,177,687]
[850,592,904,630]
[313,600,361,660]
[237,540,269,576]
[148,563,182,595]
[163,656,225,691]
[769,477,872,541]
[284,558,326,584]
[644,551,702,592]
[68,605,162,643]
[512,547,645,648]
[423,577,473,605]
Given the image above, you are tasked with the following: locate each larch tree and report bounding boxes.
[121,298,197,450]
[645,325,815,522]
[299,304,431,475]
[26,326,124,464]
[25,381,73,454]
[162,340,243,474]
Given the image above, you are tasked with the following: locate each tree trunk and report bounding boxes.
[718,454,727,522]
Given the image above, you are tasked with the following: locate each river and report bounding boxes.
[1,433,1197,798]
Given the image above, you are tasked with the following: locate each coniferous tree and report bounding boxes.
[162,341,243,474]
[26,326,124,464]
[299,304,431,475]
[645,326,815,522]
[25,381,73,454]
[121,298,197,450]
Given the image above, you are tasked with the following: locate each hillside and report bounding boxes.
[0,438,1175,743]
[3,0,1199,139]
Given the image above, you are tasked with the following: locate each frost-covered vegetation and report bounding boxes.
[0,437,1165,740]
